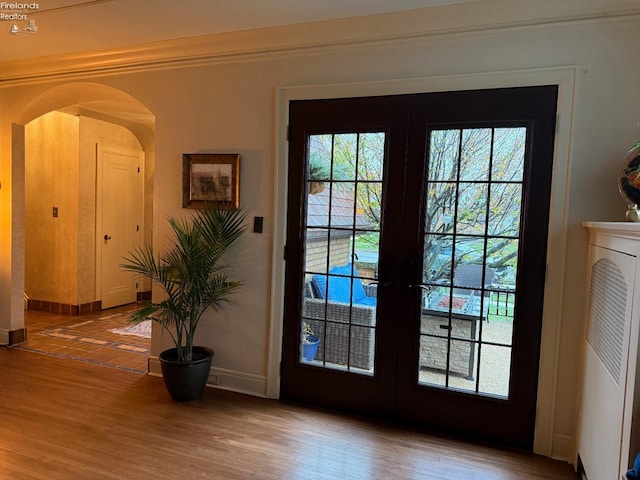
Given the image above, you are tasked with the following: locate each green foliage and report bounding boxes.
[308,150,349,181]
[354,232,379,251]
[308,128,524,286]
[308,154,332,181]
[121,205,247,363]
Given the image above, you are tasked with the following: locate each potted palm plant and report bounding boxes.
[121,204,247,401]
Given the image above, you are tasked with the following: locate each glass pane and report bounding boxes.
[481,300,514,345]
[453,235,483,268]
[306,190,329,228]
[301,316,321,364]
[350,325,375,374]
[301,131,384,376]
[492,128,526,182]
[422,305,480,341]
[428,130,460,182]
[322,321,349,366]
[423,234,453,284]
[330,182,356,213]
[418,337,479,390]
[453,263,492,292]
[449,338,477,383]
[304,228,329,274]
[301,319,376,372]
[308,134,333,182]
[488,183,522,237]
[356,182,381,232]
[460,128,491,182]
[355,231,379,281]
[421,311,448,338]
[333,134,357,180]
[420,125,528,400]
[456,182,488,235]
[301,308,324,366]
[418,335,447,387]
[355,258,377,281]
[486,238,518,288]
[424,182,456,234]
[357,133,385,182]
[325,228,353,273]
[478,344,511,397]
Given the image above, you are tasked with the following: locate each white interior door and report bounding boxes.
[97,144,143,309]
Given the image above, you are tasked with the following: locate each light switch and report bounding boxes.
[253,216,263,233]
[53,206,59,218]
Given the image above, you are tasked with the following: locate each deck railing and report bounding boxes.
[488,287,515,318]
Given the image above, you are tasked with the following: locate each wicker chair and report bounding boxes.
[302,279,377,370]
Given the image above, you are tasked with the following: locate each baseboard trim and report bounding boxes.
[0,327,27,345]
[137,291,152,301]
[27,294,151,314]
[551,433,575,464]
[27,299,102,315]
[148,356,161,376]
[148,357,267,398]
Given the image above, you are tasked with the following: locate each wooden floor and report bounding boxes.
[0,348,579,480]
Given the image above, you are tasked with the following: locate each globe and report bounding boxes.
[619,146,640,206]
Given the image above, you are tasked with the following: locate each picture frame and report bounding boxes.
[182,153,240,210]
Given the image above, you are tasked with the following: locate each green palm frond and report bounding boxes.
[121,204,247,362]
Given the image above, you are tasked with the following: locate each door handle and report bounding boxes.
[410,283,431,292]
[104,234,112,241]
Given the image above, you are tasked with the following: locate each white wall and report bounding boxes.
[1,0,639,462]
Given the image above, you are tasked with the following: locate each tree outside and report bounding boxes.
[307,127,526,290]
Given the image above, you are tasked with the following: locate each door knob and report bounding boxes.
[104,234,112,241]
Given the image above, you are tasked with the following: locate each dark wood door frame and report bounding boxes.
[281,95,410,417]
[396,87,558,449]
[280,86,558,449]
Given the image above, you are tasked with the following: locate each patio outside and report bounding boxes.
[301,128,524,400]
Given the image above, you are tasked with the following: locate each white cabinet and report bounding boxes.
[579,222,640,480]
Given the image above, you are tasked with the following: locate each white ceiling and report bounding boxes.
[0,0,475,63]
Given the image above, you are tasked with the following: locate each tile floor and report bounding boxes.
[17,304,150,373]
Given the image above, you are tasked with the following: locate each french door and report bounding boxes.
[280,86,557,449]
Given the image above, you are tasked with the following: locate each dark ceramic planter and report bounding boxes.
[159,346,214,402]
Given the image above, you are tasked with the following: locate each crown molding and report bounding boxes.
[1,0,639,86]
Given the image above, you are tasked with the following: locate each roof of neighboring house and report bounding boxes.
[306,183,373,240]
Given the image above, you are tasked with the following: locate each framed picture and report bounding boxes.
[182,153,240,209]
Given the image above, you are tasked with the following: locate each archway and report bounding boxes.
[4,82,155,344]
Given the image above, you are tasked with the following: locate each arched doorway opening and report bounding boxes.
[9,82,155,372]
